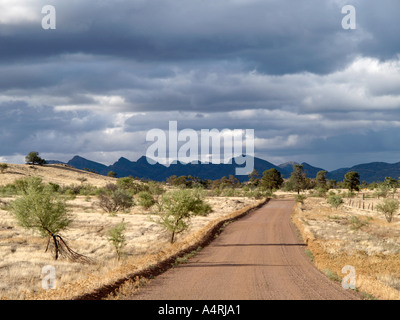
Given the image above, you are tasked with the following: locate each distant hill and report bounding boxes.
[48,155,322,181]
[327,162,400,183]
[277,162,325,178]
[67,156,109,174]
[278,161,299,172]
[48,155,400,183]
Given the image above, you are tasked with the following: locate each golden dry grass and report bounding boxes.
[0,163,117,187]
[293,194,400,300]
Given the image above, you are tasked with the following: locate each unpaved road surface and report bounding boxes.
[129,199,360,300]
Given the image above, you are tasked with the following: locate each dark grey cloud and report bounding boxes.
[0,100,111,154]
[1,0,400,170]
[1,0,395,73]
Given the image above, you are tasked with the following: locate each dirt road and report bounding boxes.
[129,199,360,300]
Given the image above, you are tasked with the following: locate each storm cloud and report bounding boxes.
[0,0,399,170]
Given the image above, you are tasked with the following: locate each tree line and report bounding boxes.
[165,165,364,194]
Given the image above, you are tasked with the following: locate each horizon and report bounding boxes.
[1,1,400,171]
[4,152,399,174]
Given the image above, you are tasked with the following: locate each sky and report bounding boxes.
[0,0,400,171]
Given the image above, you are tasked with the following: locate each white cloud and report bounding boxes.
[57,94,130,112]
[0,0,42,25]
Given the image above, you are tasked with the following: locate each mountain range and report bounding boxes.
[46,155,400,183]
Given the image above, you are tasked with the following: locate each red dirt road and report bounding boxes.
[129,199,360,300]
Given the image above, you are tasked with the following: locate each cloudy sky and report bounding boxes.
[1,0,400,171]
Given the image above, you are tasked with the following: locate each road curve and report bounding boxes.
[128,199,360,300]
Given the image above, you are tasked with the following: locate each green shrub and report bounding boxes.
[376,199,400,223]
[349,216,371,230]
[246,188,272,199]
[373,184,391,199]
[324,269,340,282]
[345,191,356,198]
[14,177,44,194]
[107,171,117,178]
[327,195,343,209]
[116,177,149,194]
[107,220,127,260]
[78,184,99,196]
[210,188,222,196]
[294,194,307,204]
[98,188,134,214]
[61,184,82,196]
[0,163,8,173]
[313,187,327,198]
[0,183,18,196]
[137,191,156,209]
[147,181,165,195]
[305,249,314,262]
[222,188,236,197]
[47,182,61,193]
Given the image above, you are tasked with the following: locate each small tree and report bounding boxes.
[261,168,283,191]
[25,151,46,165]
[107,171,117,178]
[107,220,127,260]
[155,189,212,243]
[315,170,328,190]
[0,163,8,174]
[9,178,88,262]
[344,171,360,192]
[288,164,307,194]
[376,199,400,223]
[248,169,261,186]
[383,177,398,189]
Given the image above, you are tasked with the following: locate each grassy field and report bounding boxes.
[292,190,400,300]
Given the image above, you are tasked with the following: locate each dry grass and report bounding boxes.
[293,194,400,300]
[0,164,263,300]
[0,163,117,188]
